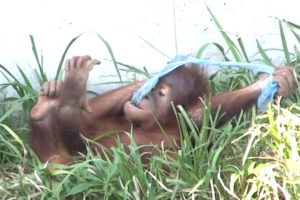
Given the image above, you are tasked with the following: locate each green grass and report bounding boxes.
[0,12,300,199]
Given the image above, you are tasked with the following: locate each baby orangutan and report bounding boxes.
[29,55,295,165]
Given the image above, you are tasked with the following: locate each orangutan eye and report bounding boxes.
[158,91,165,97]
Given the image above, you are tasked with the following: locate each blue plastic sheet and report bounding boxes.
[131,55,278,111]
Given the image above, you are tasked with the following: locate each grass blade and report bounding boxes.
[96,33,123,83]
[55,34,83,80]
[279,20,292,65]
[256,40,273,65]
[206,5,242,61]
[16,65,37,96]
[117,61,151,78]
[237,37,250,62]
[30,34,47,83]
[196,42,230,61]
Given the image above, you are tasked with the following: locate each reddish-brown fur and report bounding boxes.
[29,56,295,166]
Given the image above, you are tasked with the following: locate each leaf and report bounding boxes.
[30,35,47,83]
[196,42,230,61]
[67,182,100,196]
[55,34,82,80]
[279,20,291,65]
[206,5,242,61]
[256,40,272,65]
[96,33,123,83]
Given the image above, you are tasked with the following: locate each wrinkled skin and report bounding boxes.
[29,55,296,166]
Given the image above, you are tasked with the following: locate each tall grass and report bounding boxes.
[0,9,300,199]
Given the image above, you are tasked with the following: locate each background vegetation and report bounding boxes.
[0,10,300,199]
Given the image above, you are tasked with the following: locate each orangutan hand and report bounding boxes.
[273,66,296,98]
